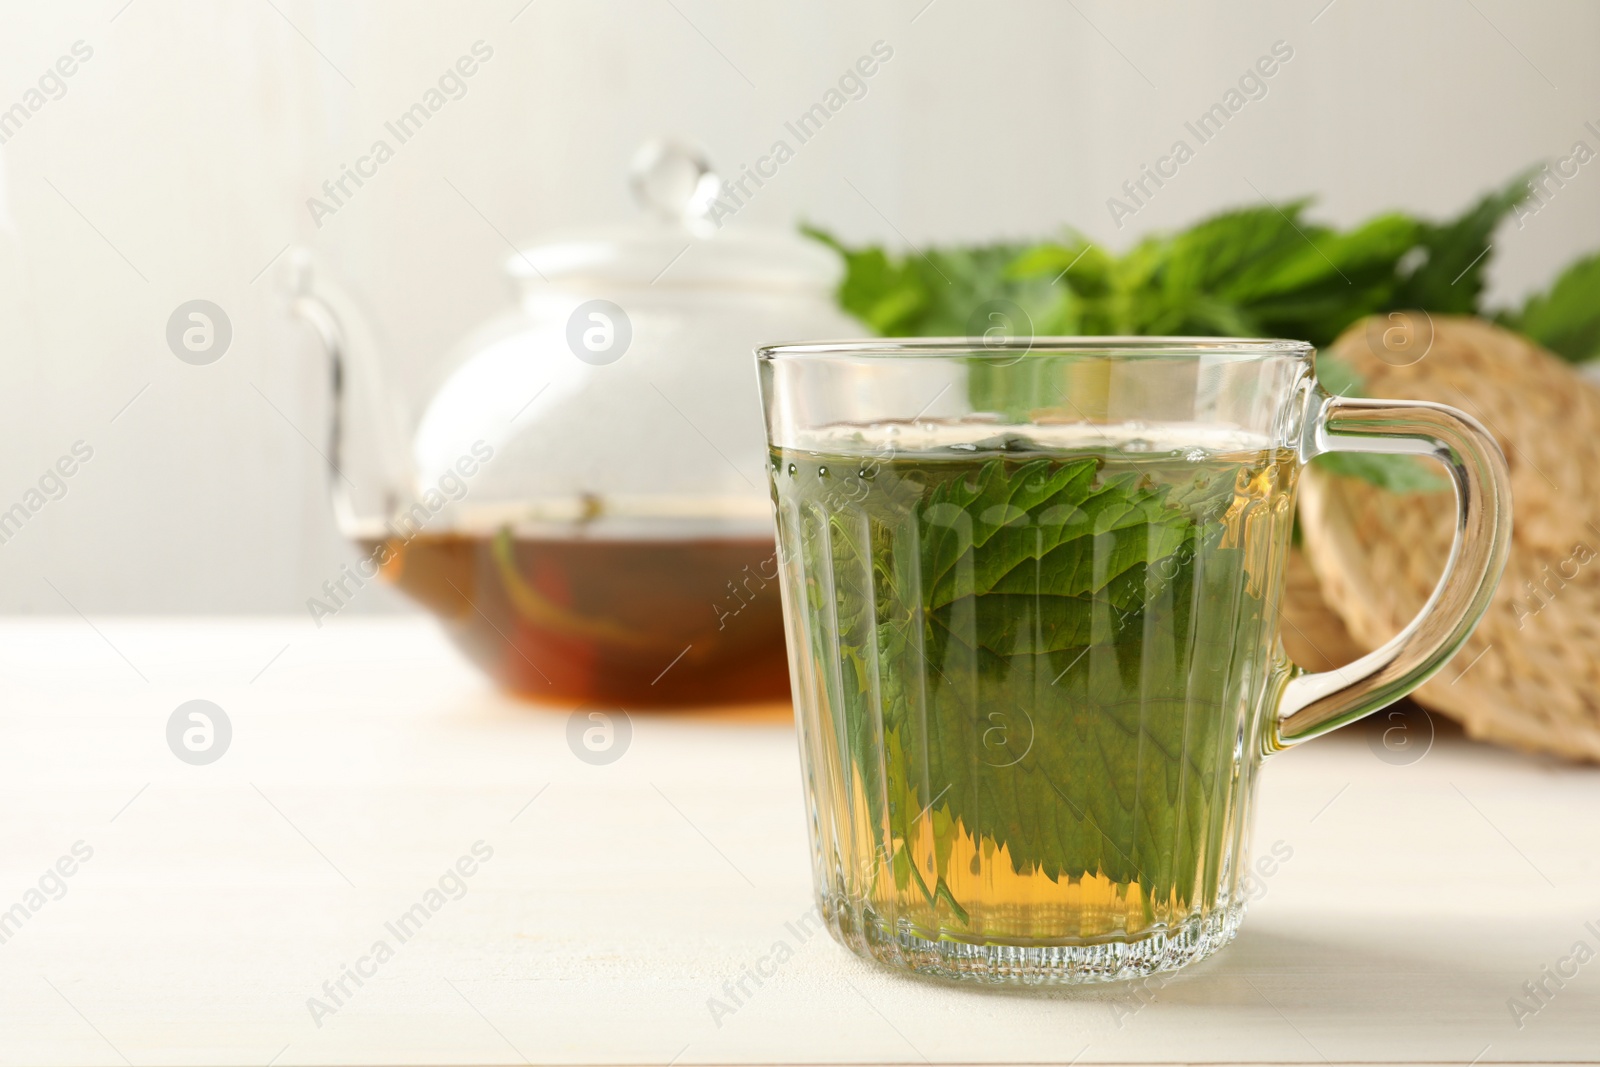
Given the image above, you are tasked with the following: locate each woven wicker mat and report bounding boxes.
[1295,313,1600,762]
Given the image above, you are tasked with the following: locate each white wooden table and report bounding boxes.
[1,617,1596,1067]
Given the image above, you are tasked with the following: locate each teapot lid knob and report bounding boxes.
[629,138,720,230]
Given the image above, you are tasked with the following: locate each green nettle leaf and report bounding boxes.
[800,224,1057,338]
[1391,169,1535,314]
[787,451,1275,916]
[803,165,1554,497]
[807,178,1530,354]
[918,462,1233,899]
[1500,251,1600,363]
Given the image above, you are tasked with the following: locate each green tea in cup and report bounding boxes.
[758,338,1510,983]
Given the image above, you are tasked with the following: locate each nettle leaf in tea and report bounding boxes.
[773,429,1298,939]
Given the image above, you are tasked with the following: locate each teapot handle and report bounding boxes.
[285,249,411,537]
[286,254,358,533]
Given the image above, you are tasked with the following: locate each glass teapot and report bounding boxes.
[289,140,859,706]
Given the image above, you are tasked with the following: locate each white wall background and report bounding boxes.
[1,0,1596,614]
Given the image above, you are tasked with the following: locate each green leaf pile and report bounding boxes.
[806,171,1541,350]
[805,165,1600,492]
[1500,251,1600,363]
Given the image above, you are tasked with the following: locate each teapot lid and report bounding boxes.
[506,139,841,290]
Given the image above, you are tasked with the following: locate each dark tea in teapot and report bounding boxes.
[364,530,790,706]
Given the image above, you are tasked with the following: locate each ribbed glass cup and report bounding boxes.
[757,338,1510,984]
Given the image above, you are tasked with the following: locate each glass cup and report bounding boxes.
[757,337,1510,984]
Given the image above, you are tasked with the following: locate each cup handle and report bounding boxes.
[1271,391,1513,749]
